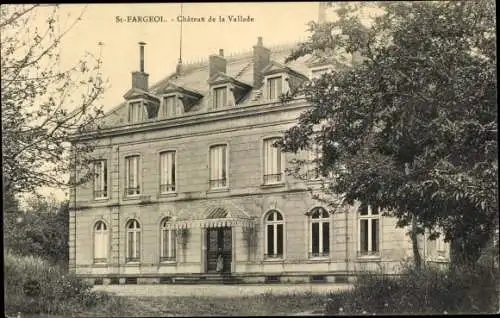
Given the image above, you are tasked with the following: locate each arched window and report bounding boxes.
[160,218,176,262]
[264,210,284,259]
[94,221,108,263]
[309,207,330,258]
[126,219,141,262]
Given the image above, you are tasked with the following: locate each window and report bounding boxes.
[163,95,181,117]
[93,160,108,199]
[307,143,321,180]
[126,219,141,262]
[128,101,143,123]
[309,207,330,258]
[358,204,380,257]
[264,210,284,259]
[160,151,176,193]
[93,221,108,263]
[209,144,227,189]
[436,234,447,256]
[267,76,282,100]
[160,218,176,262]
[125,156,140,196]
[263,138,283,184]
[213,86,227,109]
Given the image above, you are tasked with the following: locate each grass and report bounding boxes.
[72,292,326,317]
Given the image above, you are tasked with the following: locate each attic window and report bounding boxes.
[128,101,143,123]
[267,76,282,100]
[162,95,182,118]
[213,86,227,110]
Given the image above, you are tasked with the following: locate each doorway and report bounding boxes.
[206,227,232,273]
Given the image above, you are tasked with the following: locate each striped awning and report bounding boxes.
[164,206,255,230]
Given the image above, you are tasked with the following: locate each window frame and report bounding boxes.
[126,219,141,263]
[262,137,285,186]
[266,75,283,100]
[160,217,177,263]
[212,85,228,110]
[93,159,108,200]
[357,204,381,258]
[208,144,229,190]
[125,155,141,198]
[159,150,177,194]
[128,99,145,123]
[308,207,331,259]
[263,210,285,260]
[93,220,109,264]
[162,94,182,118]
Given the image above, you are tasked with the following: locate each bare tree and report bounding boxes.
[1,4,106,195]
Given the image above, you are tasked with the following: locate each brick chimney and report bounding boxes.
[209,49,226,79]
[132,42,149,91]
[253,37,270,88]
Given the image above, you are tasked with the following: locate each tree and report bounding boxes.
[1,4,106,196]
[280,1,497,267]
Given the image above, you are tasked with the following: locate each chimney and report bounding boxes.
[208,48,226,79]
[253,37,270,88]
[132,42,149,91]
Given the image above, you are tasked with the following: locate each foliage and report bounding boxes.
[3,251,106,315]
[3,196,70,268]
[1,4,107,195]
[280,1,497,265]
[325,262,499,314]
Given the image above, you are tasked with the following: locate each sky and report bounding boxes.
[25,2,321,201]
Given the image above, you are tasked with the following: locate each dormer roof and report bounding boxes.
[207,72,252,90]
[123,87,160,103]
[261,60,309,81]
[159,82,204,100]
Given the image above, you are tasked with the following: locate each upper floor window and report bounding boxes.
[160,218,176,262]
[267,76,282,100]
[213,86,227,110]
[126,219,141,262]
[309,207,330,258]
[264,210,284,259]
[128,101,143,123]
[93,160,108,199]
[125,155,141,196]
[163,95,181,118]
[160,151,176,193]
[209,144,227,189]
[93,221,108,263]
[263,138,283,185]
[358,204,380,257]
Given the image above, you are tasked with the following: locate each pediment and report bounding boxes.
[123,88,160,102]
[262,60,309,81]
[207,72,252,90]
[160,83,203,100]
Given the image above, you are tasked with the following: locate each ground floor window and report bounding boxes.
[126,219,141,262]
[264,210,284,259]
[160,218,176,262]
[310,207,330,258]
[358,204,380,257]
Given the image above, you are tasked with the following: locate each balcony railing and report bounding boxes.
[264,253,283,259]
[125,257,140,263]
[160,183,176,193]
[160,256,176,262]
[93,188,108,199]
[357,250,380,257]
[125,186,140,196]
[309,251,330,258]
[209,178,227,189]
[263,173,282,184]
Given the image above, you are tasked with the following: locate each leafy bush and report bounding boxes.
[326,262,499,315]
[4,251,106,315]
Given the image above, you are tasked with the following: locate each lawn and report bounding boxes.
[72,292,326,317]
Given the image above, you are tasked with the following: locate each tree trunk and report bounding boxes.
[411,214,422,270]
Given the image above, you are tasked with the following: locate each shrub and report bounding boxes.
[325,262,499,315]
[4,251,102,315]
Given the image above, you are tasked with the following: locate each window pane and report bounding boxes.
[170,230,176,257]
[360,204,368,216]
[162,229,169,257]
[267,224,274,255]
[312,222,319,254]
[128,232,133,258]
[221,145,226,180]
[372,219,379,252]
[323,222,330,253]
[360,219,368,252]
[267,212,274,221]
[277,224,283,255]
[276,212,283,221]
[136,233,141,258]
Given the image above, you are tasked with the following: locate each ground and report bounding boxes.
[78,283,354,316]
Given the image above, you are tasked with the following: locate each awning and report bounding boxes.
[164,205,255,230]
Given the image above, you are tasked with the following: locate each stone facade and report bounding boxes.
[69,38,449,282]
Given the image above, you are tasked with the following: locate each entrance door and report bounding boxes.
[206,227,232,273]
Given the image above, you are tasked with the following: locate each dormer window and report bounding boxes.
[310,66,332,79]
[128,101,144,123]
[213,86,228,110]
[267,76,283,100]
[162,95,182,118]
